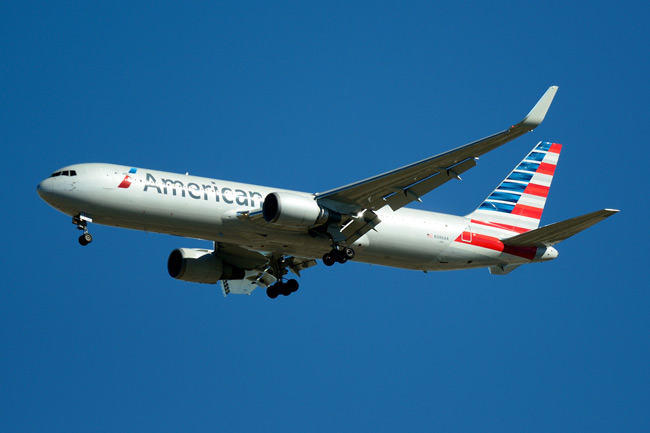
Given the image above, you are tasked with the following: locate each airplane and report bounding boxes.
[36,86,618,298]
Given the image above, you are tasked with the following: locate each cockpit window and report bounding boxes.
[49,170,77,177]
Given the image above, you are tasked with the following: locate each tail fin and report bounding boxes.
[467,141,562,233]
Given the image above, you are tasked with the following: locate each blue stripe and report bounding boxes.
[507,172,533,182]
[498,181,527,192]
[536,142,552,151]
[479,201,515,213]
[489,191,521,203]
[517,161,540,172]
[526,152,545,162]
[129,168,137,174]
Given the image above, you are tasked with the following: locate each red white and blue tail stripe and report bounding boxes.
[467,141,561,233]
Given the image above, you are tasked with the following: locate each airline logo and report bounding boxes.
[477,141,561,220]
[118,168,137,189]
[469,141,562,234]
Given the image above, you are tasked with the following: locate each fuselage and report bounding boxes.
[36,163,557,272]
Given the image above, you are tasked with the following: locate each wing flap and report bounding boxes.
[383,158,477,210]
[341,209,382,244]
[287,257,318,276]
[221,277,259,296]
[502,209,619,247]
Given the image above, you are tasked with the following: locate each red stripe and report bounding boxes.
[470,219,529,234]
[548,143,562,154]
[523,183,549,197]
[503,244,537,261]
[455,232,537,260]
[537,162,556,175]
[512,204,543,219]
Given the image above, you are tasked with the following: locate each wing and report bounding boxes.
[231,87,558,246]
[316,86,558,215]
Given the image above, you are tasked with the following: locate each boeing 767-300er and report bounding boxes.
[37,86,617,298]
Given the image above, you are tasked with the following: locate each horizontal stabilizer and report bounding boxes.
[502,209,619,247]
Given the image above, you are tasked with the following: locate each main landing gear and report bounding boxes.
[266,279,299,298]
[73,214,93,246]
[322,247,355,266]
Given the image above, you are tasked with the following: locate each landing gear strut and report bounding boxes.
[266,279,299,298]
[73,214,93,246]
[322,247,355,266]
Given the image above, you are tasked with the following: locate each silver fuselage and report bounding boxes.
[37,163,556,271]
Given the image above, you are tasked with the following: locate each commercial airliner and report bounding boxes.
[37,87,617,298]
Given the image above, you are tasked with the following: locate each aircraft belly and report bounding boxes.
[438,241,502,268]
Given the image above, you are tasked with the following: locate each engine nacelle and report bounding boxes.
[262,192,339,228]
[167,248,245,284]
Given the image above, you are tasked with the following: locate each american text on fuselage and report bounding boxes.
[143,172,264,207]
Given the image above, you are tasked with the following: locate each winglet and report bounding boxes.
[516,86,558,131]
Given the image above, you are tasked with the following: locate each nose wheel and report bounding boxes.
[79,232,93,246]
[73,213,93,246]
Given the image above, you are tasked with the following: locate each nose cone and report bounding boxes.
[541,246,559,261]
[36,178,53,201]
[36,176,66,209]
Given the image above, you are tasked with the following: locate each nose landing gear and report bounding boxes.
[79,232,93,246]
[73,213,93,246]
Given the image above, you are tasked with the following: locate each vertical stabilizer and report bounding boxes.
[467,141,561,233]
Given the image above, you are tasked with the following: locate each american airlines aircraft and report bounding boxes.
[37,87,617,298]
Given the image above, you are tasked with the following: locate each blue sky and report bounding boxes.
[2,1,648,432]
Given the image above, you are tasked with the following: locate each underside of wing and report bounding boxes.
[214,242,317,296]
[214,242,270,269]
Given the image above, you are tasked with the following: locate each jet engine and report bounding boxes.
[167,248,245,284]
[262,192,340,228]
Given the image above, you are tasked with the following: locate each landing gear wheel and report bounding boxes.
[267,279,300,299]
[336,254,347,264]
[280,283,292,296]
[73,214,93,246]
[323,253,335,266]
[266,286,279,299]
[78,233,93,246]
[286,279,299,293]
[343,247,355,260]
